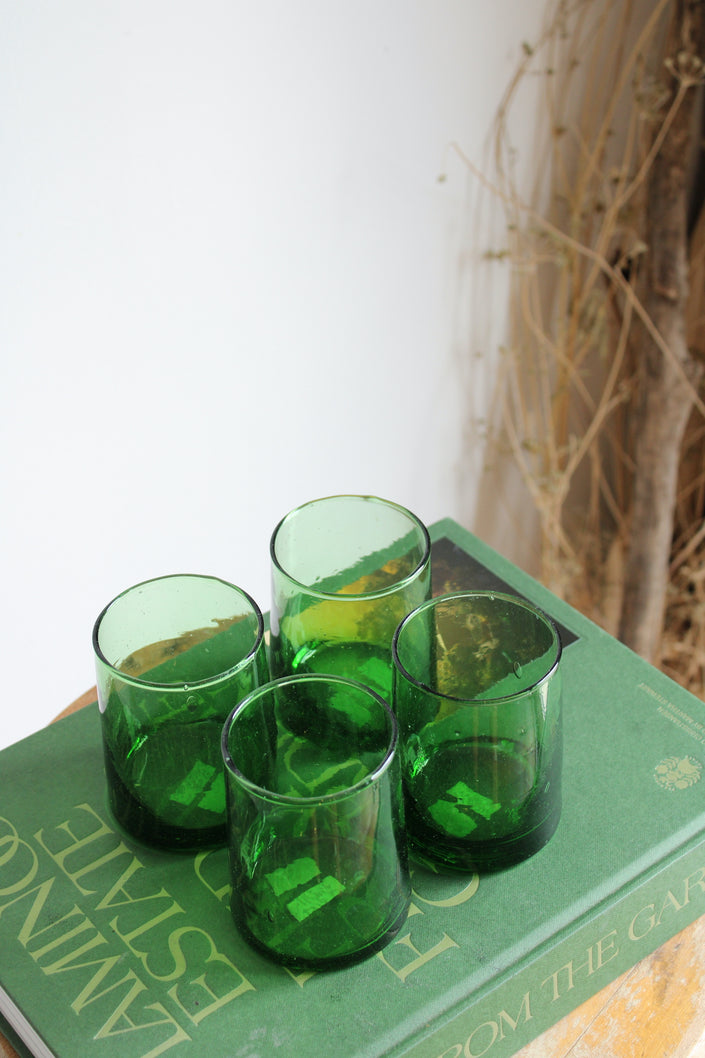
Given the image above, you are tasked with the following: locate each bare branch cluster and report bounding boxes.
[469,0,705,698]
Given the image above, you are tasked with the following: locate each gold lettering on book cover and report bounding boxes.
[79,970,190,1057]
[377,931,460,982]
[638,681,705,745]
[0,808,258,1057]
[629,865,705,940]
[376,871,477,980]
[407,870,479,918]
[95,854,174,911]
[435,992,533,1058]
[34,809,130,895]
[540,929,620,1001]
[432,858,705,1058]
[35,804,255,1018]
[193,850,229,904]
[112,900,184,957]
[0,818,189,1056]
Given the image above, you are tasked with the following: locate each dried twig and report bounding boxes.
[467,0,705,698]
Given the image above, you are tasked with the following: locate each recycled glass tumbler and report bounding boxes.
[221,673,411,969]
[93,575,268,851]
[269,494,431,702]
[392,591,563,872]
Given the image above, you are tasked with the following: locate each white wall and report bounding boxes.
[0,1,548,749]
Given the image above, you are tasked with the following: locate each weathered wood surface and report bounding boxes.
[516,915,705,1057]
[2,692,705,1058]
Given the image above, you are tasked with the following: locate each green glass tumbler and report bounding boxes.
[93,575,268,851]
[392,591,563,872]
[269,494,431,701]
[221,674,411,969]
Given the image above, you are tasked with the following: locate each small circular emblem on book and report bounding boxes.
[654,756,703,791]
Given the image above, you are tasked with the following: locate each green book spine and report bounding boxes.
[1,517,704,1058]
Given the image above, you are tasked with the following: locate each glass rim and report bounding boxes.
[92,573,265,691]
[221,673,399,806]
[269,493,431,600]
[392,589,562,704]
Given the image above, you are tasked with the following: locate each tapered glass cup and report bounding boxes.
[221,674,411,969]
[392,591,563,872]
[94,575,268,851]
[269,494,431,701]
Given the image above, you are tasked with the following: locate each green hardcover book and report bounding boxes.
[2,517,705,1058]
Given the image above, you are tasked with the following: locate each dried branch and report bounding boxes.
[465,0,705,697]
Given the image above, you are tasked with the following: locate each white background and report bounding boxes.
[1,1,548,749]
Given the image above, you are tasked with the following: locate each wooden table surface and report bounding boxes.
[2,690,705,1058]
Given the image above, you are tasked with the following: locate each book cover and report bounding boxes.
[2,516,705,1058]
